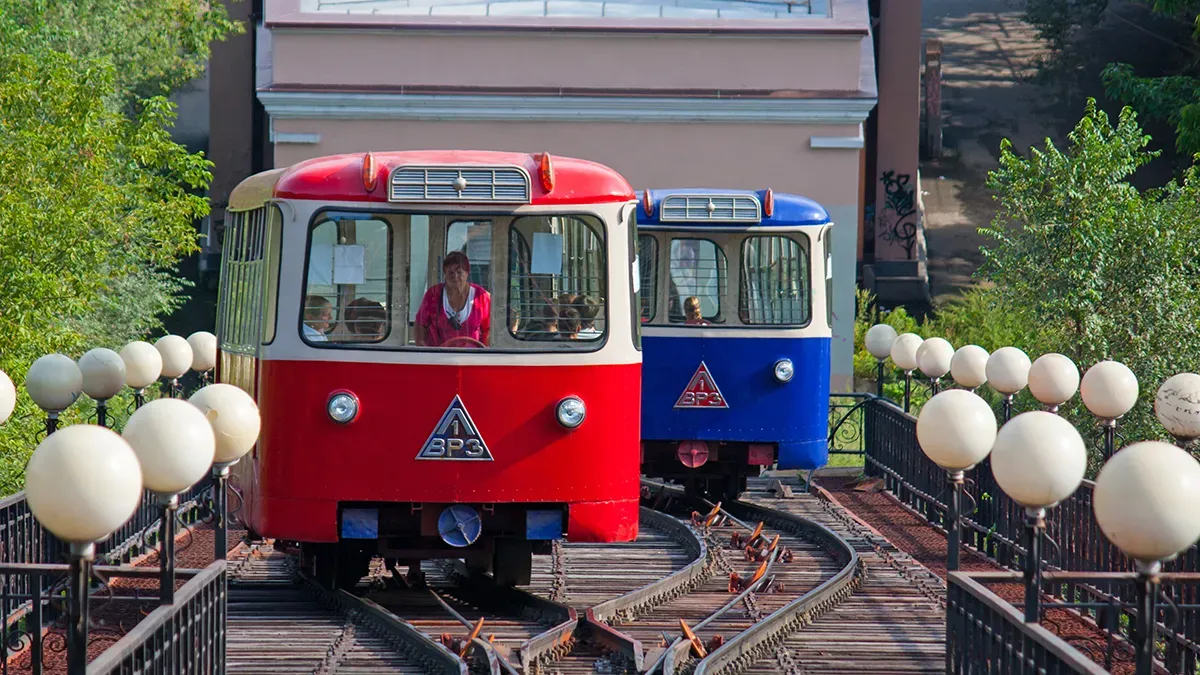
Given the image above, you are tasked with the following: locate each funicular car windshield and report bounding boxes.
[637,231,811,328]
[300,210,608,350]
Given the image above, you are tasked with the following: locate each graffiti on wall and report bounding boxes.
[877,170,917,259]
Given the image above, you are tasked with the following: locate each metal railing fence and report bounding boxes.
[853,394,1199,673]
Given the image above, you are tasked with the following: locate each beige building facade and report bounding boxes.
[210,0,926,390]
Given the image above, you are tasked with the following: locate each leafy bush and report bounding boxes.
[855,101,1200,470]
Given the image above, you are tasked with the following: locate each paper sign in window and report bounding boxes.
[530,233,563,275]
[632,256,641,293]
[310,244,334,286]
[333,245,366,284]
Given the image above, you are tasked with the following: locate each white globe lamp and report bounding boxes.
[916,337,954,386]
[1080,360,1139,420]
[989,410,1087,623]
[25,424,144,544]
[123,398,217,603]
[1094,441,1200,565]
[189,383,261,466]
[890,333,924,413]
[865,324,898,360]
[916,389,998,472]
[1080,360,1138,459]
[120,341,163,399]
[865,323,898,399]
[25,354,83,433]
[0,369,15,425]
[123,399,216,495]
[915,389,997,571]
[78,348,126,428]
[950,345,990,390]
[890,333,923,372]
[1093,440,1200,672]
[189,383,261,561]
[986,347,1031,422]
[1027,353,1080,412]
[187,331,218,375]
[155,335,194,395]
[24,424,143,671]
[1154,373,1200,444]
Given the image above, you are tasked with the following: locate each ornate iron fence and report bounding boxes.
[861,395,1200,673]
[86,562,226,675]
[827,392,870,464]
[947,572,1109,675]
[0,477,217,673]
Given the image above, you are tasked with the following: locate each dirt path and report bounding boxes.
[919,0,1063,305]
[917,0,1188,306]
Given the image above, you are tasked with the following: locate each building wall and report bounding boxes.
[872,1,922,263]
[270,117,862,389]
[269,31,865,93]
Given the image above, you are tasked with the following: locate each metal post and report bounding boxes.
[96,400,108,428]
[876,360,885,398]
[45,414,59,436]
[1002,394,1014,424]
[169,378,181,399]
[1023,507,1045,623]
[904,371,913,413]
[213,462,231,561]
[1134,560,1160,675]
[31,573,43,675]
[1103,419,1116,459]
[158,493,178,605]
[930,377,941,397]
[946,471,963,571]
[67,542,94,675]
[134,389,146,410]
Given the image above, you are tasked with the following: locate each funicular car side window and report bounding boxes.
[508,215,606,345]
[667,238,727,324]
[637,235,657,323]
[739,234,811,326]
[301,214,392,345]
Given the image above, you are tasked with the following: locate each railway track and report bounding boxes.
[716,475,947,675]
[224,507,707,675]
[222,479,944,675]
[226,541,465,674]
[622,482,860,675]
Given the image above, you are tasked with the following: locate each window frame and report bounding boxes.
[298,212,396,347]
[505,213,609,349]
[296,207,612,354]
[665,236,728,325]
[636,233,658,324]
[262,204,285,345]
[737,232,813,328]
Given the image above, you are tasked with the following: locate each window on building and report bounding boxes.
[739,234,811,326]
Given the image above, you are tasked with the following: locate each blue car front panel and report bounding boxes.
[640,335,830,470]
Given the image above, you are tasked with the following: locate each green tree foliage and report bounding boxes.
[979,99,1200,450]
[1023,0,1109,50]
[0,2,240,493]
[0,0,241,102]
[1023,0,1200,157]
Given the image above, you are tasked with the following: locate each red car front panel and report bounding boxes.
[238,359,641,543]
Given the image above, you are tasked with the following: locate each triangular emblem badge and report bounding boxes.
[674,361,729,409]
[416,395,494,461]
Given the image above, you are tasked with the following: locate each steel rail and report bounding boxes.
[639,479,863,675]
[583,506,713,672]
[296,570,470,675]
[690,500,862,675]
[440,560,579,674]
